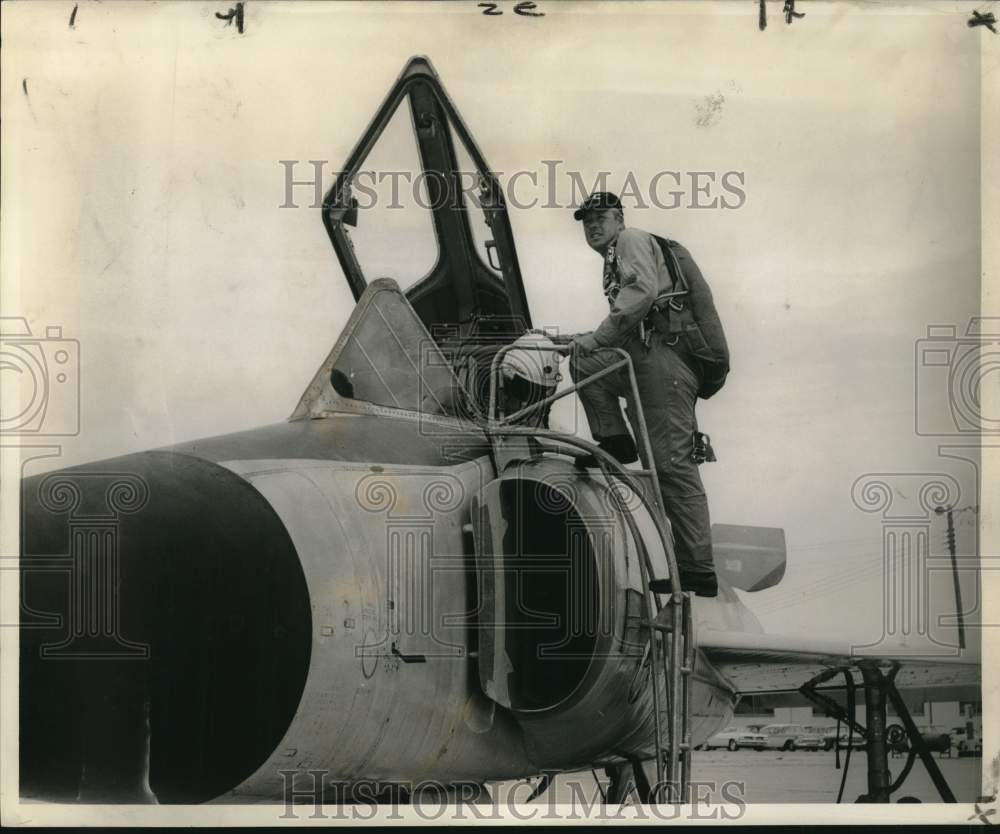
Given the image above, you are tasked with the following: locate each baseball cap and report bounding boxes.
[573,191,623,221]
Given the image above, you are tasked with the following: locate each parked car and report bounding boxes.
[952,726,983,758]
[886,723,952,755]
[701,725,768,751]
[797,726,832,751]
[760,723,809,751]
[812,725,839,751]
[815,724,867,751]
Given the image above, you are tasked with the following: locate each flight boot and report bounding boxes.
[649,571,719,598]
[574,433,639,469]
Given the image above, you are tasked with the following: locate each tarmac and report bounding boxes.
[532,748,984,805]
[19,750,980,811]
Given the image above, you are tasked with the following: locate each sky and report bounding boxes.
[1,1,989,648]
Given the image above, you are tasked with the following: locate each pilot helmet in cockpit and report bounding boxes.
[500,333,564,428]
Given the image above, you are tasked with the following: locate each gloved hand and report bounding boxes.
[567,332,601,355]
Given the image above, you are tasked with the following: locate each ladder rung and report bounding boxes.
[641,620,674,631]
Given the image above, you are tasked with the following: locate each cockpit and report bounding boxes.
[294,57,545,427]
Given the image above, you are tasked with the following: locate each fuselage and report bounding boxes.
[20,409,760,803]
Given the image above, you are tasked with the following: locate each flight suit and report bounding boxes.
[570,228,716,582]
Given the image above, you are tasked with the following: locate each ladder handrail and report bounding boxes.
[484,345,629,427]
[486,425,678,797]
[483,342,694,804]
[485,343,667,519]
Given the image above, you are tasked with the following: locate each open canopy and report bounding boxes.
[322,56,532,341]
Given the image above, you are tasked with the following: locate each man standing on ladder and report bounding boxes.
[566,192,729,598]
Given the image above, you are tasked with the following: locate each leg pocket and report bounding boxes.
[627,345,704,495]
[570,350,630,439]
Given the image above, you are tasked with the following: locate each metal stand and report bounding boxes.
[860,665,892,802]
[881,666,956,803]
[799,663,957,803]
[485,344,694,804]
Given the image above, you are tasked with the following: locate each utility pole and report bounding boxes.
[934,505,974,650]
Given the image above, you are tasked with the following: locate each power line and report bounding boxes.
[787,537,884,552]
[754,557,884,600]
[751,564,885,614]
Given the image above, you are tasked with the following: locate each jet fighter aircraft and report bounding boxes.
[19,56,980,806]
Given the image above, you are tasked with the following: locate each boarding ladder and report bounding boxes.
[484,343,695,804]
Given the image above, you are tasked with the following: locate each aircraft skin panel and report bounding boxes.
[218,456,536,795]
[164,413,491,468]
[216,455,742,789]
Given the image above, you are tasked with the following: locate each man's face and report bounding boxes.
[581,208,624,252]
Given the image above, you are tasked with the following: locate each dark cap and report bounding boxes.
[573,192,623,221]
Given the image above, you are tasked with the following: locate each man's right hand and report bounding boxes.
[568,333,601,354]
